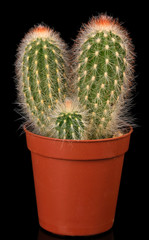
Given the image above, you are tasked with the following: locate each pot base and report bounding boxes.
[39,219,113,236]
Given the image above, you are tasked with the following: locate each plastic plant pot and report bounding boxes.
[24,126,133,236]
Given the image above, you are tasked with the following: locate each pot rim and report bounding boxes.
[24,125,133,143]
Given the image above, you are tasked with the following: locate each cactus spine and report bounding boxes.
[16,25,68,136]
[49,99,88,139]
[73,15,134,138]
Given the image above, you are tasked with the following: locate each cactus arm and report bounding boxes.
[56,112,84,139]
[73,15,134,138]
[16,25,69,136]
[50,99,88,140]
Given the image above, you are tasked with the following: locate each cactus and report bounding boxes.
[16,24,69,136]
[15,17,135,140]
[72,14,135,138]
[49,99,88,139]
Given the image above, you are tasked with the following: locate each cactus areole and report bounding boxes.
[16,15,135,236]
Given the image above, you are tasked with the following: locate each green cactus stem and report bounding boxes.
[16,25,69,135]
[50,99,88,139]
[73,15,134,138]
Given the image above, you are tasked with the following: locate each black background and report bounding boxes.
[4,2,147,240]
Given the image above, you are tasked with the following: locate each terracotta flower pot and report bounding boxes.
[24,126,133,236]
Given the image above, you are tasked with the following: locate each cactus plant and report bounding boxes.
[72,14,135,139]
[49,99,88,139]
[15,16,135,140]
[15,24,69,136]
